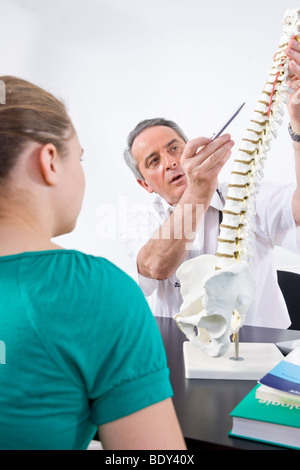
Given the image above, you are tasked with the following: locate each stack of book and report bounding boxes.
[229,348,300,449]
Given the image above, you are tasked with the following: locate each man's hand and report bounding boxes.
[285,38,300,226]
[286,38,300,132]
[180,133,234,205]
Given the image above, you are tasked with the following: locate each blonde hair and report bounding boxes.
[0,76,74,179]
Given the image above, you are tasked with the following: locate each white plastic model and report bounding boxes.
[175,8,300,358]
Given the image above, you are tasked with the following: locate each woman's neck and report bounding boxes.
[0,212,63,256]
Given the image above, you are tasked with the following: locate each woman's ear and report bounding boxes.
[39,143,59,186]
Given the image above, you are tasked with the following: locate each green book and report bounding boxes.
[229,384,300,449]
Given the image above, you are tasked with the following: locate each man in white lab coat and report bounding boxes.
[122,39,300,329]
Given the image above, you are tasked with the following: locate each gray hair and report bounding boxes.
[123,118,188,180]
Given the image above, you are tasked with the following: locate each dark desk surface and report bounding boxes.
[155,317,300,450]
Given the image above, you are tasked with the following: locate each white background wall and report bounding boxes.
[1,0,300,275]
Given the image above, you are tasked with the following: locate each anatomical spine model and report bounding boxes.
[175,9,300,357]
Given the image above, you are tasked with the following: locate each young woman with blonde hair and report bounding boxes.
[0,76,185,450]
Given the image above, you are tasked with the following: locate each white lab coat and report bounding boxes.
[122,182,300,328]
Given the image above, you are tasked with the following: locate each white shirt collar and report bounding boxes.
[155,189,224,216]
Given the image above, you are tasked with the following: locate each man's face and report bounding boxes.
[131,126,187,205]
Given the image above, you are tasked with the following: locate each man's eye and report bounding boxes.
[171,145,181,154]
[149,157,159,167]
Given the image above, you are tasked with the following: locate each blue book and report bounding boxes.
[259,359,300,397]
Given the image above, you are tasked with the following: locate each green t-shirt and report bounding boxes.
[0,250,173,450]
